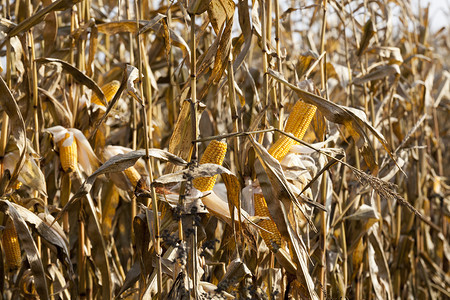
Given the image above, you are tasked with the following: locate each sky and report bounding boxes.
[1,0,449,75]
[416,0,450,32]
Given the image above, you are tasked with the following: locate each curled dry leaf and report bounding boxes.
[216,258,251,292]
[53,149,186,225]
[251,137,318,299]
[368,230,394,300]
[155,163,232,185]
[7,0,83,37]
[268,69,403,175]
[0,77,26,192]
[207,0,235,34]
[36,58,107,106]
[166,100,206,174]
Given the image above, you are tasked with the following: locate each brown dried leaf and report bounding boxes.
[166,101,206,173]
[42,0,57,56]
[353,64,400,85]
[54,149,186,226]
[188,0,211,15]
[250,137,318,299]
[207,0,235,34]
[36,58,107,106]
[155,163,232,185]
[269,69,402,174]
[217,258,251,292]
[97,21,140,34]
[7,0,83,37]
[199,18,233,100]
[368,231,394,300]
[357,19,375,57]
[249,136,315,230]
[0,77,26,192]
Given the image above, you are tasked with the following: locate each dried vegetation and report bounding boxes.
[0,0,449,299]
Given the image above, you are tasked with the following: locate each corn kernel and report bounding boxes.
[269,100,316,161]
[91,80,120,106]
[193,140,227,192]
[59,132,77,173]
[254,193,282,252]
[2,219,21,270]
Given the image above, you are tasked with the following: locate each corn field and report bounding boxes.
[0,0,449,298]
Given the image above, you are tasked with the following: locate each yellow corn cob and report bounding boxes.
[269,100,317,161]
[2,219,21,270]
[253,193,282,252]
[12,181,22,190]
[193,140,227,192]
[124,166,141,189]
[91,80,120,106]
[59,132,77,173]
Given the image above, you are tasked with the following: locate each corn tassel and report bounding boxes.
[91,80,120,106]
[269,100,316,161]
[253,193,282,252]
[59,132,77,173]
[193,140,227,192]
[2,219,21,270]
[124,166,141,189]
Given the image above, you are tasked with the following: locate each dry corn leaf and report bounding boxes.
[36,58,107,106]
[0,77,27,193]
[357,19,375,57]
[47,263,71,299]
[234,0,252,71]
[84,190,112,299]
[268,69,403,174]
[10,204,71,273]
[7,0,82,37]
[0,18,15,33]
[251,137,318,299]
[207,0,235,35]
[217,258,251,292]
[4,149,47,196]
[188,0,211,15]
[155,163,233,185]
[353,64,401,85]
[39,87,72,127]
[53,149,186,226]
[117,262,141,298]
[0,200,49,300]
[166,100,206,174]
[368,230,394,300]
[369,46,403,63]
[199,18,233,100]
[42,0,57,56]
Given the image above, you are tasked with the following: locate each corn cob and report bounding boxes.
[124,166,141,189]
[91,80,120,106]
[12,181,22,190]
[2,219,21,270]
[59,132,77,173]
[253,193,282,252]
[193,140,227,192]
[269,100,316,161]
